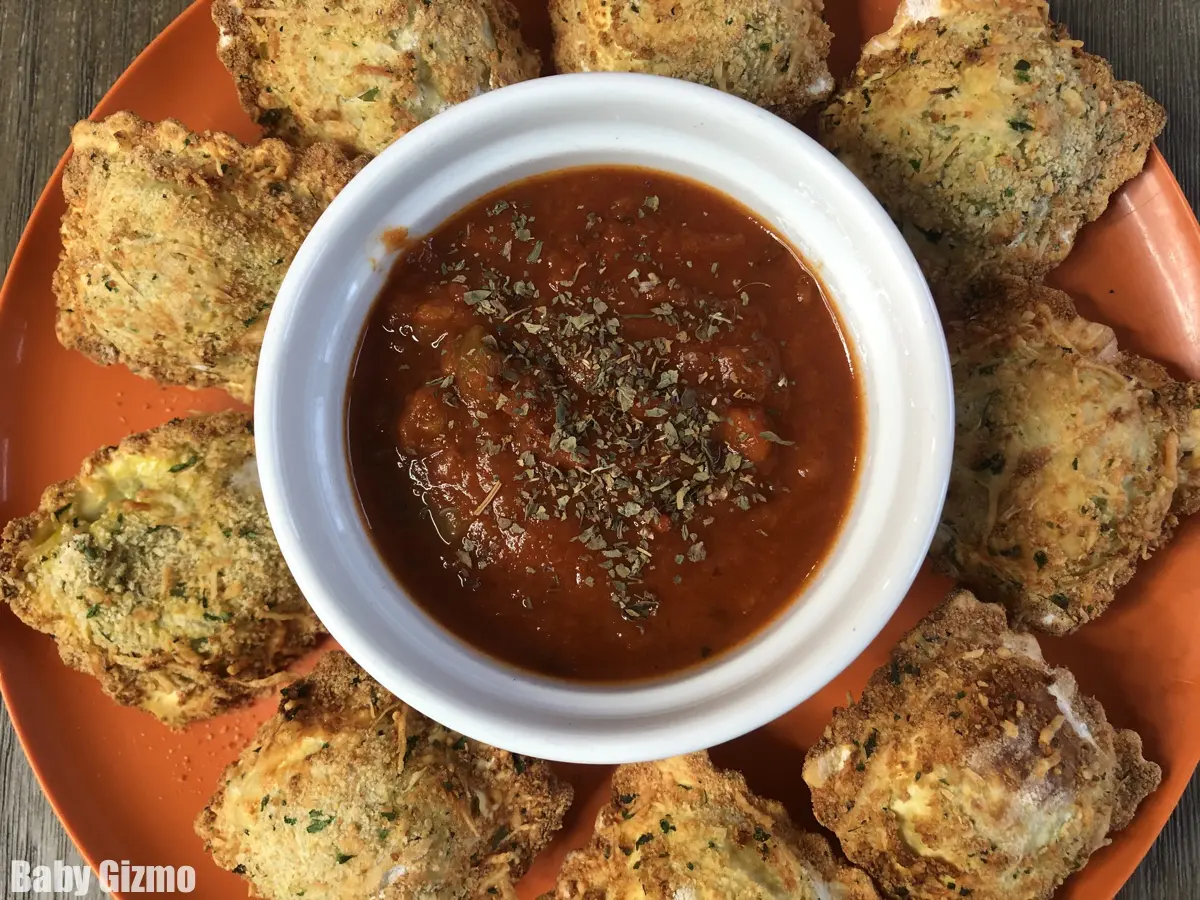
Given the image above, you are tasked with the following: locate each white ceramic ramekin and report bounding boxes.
[256,73,953,764]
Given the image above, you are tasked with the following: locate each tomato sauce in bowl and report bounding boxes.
[346,166,863,681]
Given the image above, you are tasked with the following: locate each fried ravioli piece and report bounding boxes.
[0,413,323,727]
[820,0,1165,304]
[1181,383,1200,511]
[803,590,1161,900]
[932,280,1200,634]
[55,113,364,403]
[550,0,833,122]
[543,752,878,900]
[196,651,572,900]
[214,0,542,156]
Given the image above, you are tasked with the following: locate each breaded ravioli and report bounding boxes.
[196,651,572,900]
[803,591,1161,900]
[1182,383,1200,511]
[820,0,1165,304]
[55,113,363,403]
[549,0,833,122]
[933,280,1200,634]
[213,0,542,156]
[543,752,878,900]
[0,413,322,727]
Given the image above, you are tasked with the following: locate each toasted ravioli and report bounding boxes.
[0,413,323,727]
[1182,384,1200,511]
[54,113,363,403]
[933,280,1199,634]
[550,0,833,122]
[196,651,572,900]
[213,0,542,156]
[820,0,1165,304]
[803,590,1161,900]
[543,752,878,900]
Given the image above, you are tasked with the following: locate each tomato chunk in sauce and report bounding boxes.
[347,167,862,681]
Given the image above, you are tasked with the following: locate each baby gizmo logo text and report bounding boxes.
[9,860,196,894]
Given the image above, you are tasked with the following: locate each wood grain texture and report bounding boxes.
[0,1,1196,898]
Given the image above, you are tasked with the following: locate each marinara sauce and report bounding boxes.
[347,167,862,681]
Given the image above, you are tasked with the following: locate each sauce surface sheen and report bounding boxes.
[347,166,862,681]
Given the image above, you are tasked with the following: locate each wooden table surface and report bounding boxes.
[1,1,1197,897]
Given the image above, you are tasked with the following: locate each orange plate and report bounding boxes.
[1,2,1198,898]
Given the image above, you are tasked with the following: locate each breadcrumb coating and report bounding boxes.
[1178,382,1200,515]
[804,590,1161,900]
[55,113,364,402]
[196,651,572,900]
[932,279,1199,634]
[0,413,323,727]
[820,0,1164,306]
[543,752,878,900]
[550,0,833,122]
[214,0,542,156]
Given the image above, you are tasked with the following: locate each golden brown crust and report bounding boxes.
[196,650,572,900]
[543,752,878,900]
[213,0,541,156]
[550,0,833,122]
[1109,729,1163,833]
[54,112,365,402]
[819,0,1165,308]
[1177,382,1200,516]
[0,412,324,727]
[803,589,1161,900]
[933,278,1198,634]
